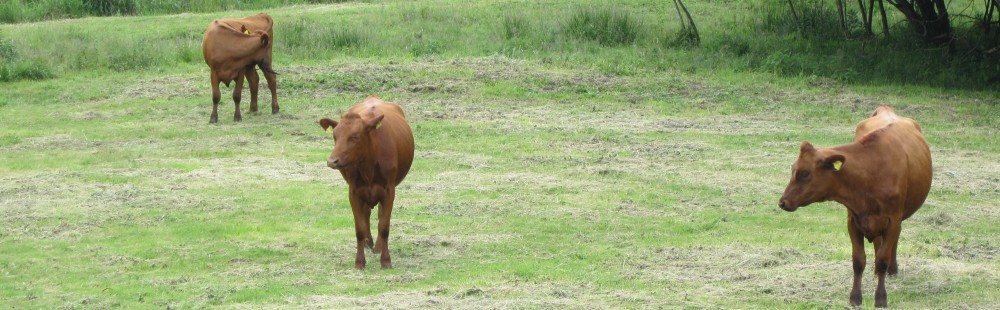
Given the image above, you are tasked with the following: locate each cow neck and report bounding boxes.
[827,142,877,213]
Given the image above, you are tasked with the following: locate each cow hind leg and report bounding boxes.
[376,188,396,269]
[263,70,279,114]
[848,217,866,307]
[246,66,260,113]
[210,73,221,123]
[361,204,375,251]
[232,71,246,122]
[888,241,900,276]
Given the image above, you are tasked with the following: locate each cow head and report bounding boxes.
[778,141,846,212]
[319,112,384,170]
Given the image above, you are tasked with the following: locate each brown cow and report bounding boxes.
[202,13,278,123]
[779,105,932,308]
[319,96,414,269]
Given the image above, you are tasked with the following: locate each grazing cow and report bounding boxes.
[202,13,279,123]
[319,96,414,269]
[779,105,932,308]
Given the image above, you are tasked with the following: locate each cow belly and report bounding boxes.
[854,214,889,240]
[352,184,387,207]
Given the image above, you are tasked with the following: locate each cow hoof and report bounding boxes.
[209,118,218,124]
[272,108,279,114]
[380,262,392,269]
[234,115,242,122]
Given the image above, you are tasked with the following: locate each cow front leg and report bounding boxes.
[263,70,279,114]
[375,187,396,269]
[349,195,372,270]
[246,67,260,113]
[848,216,866,308]
[210,73,221,123]
[232,71,246,122]
[874,222,902,308]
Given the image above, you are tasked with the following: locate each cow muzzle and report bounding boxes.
[778,199,798,212]
[327,158,342,170]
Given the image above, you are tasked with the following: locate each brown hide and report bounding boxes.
[319,96,414,269]
[779,105,932,308]
[202,13,278,123]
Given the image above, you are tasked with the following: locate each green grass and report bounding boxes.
[2,0,999,308]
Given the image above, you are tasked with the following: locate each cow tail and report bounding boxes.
[259,59,278,75]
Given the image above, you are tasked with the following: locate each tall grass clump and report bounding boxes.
[281,18,366,58]
[0,37,53,82]
[502,13,529,40]
[329,28,365,48]
[84,0,137,16]
[751,0,853,39]
[562,7,643,46]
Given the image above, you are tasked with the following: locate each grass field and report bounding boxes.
[2,0,999,308]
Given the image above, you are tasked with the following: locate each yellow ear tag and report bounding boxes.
[326,126,333,133]
[832,161,842,171]
[243,29,250,35]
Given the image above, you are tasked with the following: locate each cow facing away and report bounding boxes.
[202,13,278,123]
[779,105,932,308]
[319,96,414,269]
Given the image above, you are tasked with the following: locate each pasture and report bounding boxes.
[2,0,999,308]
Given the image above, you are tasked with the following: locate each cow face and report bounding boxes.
[320,113,383,170]
[779,141,846,212]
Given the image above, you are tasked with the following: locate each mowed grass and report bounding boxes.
[2,1,1000,309]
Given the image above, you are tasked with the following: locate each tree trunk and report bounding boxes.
[886,0,953,43]
[787,0,801,31]
[877,0,890,37]
[836,0,849,36]
[672,0,700,45]
[858,0,873,36]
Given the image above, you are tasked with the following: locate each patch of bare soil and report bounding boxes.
[287,281,636,309]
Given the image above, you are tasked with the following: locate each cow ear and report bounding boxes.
[799,141,815,154]
[364,114,384,131]
[260,33,270,47]
[822,154,846,172]
[319,118,337,132]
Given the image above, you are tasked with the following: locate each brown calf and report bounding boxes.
[202,13,278,123]
[779,105,932,308]
[319,96,414,269]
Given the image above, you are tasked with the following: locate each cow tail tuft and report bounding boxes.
[259,59,278,75]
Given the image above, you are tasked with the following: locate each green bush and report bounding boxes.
[562,7,643,46]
